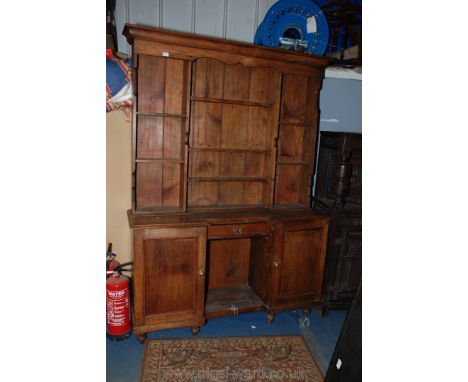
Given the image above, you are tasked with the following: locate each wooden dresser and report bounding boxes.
[123,24,331,342]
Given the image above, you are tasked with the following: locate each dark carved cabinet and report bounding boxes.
[313,132,362,315]
[315,132,361,207]
[123,24,331,342]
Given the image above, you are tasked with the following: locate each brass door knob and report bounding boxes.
[232,226,244,235]
[272,261,279,269]
[198,268,205,277]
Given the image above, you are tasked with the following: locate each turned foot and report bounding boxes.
[320,304,329,318]
[191,326,200,336]
[137,334,147,344]
[267,313,275,325]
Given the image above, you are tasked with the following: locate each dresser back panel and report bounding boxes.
[187,58,281,209]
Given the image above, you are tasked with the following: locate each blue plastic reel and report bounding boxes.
[254,0,329,56]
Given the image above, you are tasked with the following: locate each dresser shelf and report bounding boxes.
[205,286,264,319]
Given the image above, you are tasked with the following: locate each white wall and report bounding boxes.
[320,77,362,133]
[106,111,132,264]
[115,0,277,54]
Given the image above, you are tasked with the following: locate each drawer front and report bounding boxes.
[208,223,270,239]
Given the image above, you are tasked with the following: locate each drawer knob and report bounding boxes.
[232,226,244,235]
[198,268,205,277]
[272,261,280,269]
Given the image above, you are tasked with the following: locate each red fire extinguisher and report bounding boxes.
[106,244,133,340]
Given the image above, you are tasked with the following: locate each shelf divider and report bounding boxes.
[191,96,272,108]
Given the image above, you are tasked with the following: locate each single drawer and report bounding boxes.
[208,222,270,239]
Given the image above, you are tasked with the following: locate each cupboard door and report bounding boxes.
[269,219,328,307]
[133,227,207,327]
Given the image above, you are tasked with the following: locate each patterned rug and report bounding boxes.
[140,336,323,381]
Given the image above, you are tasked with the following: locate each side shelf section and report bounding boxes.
[134,55,191,213]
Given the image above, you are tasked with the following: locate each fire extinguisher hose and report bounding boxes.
[106,262,133,276]
[115,261,133,273]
